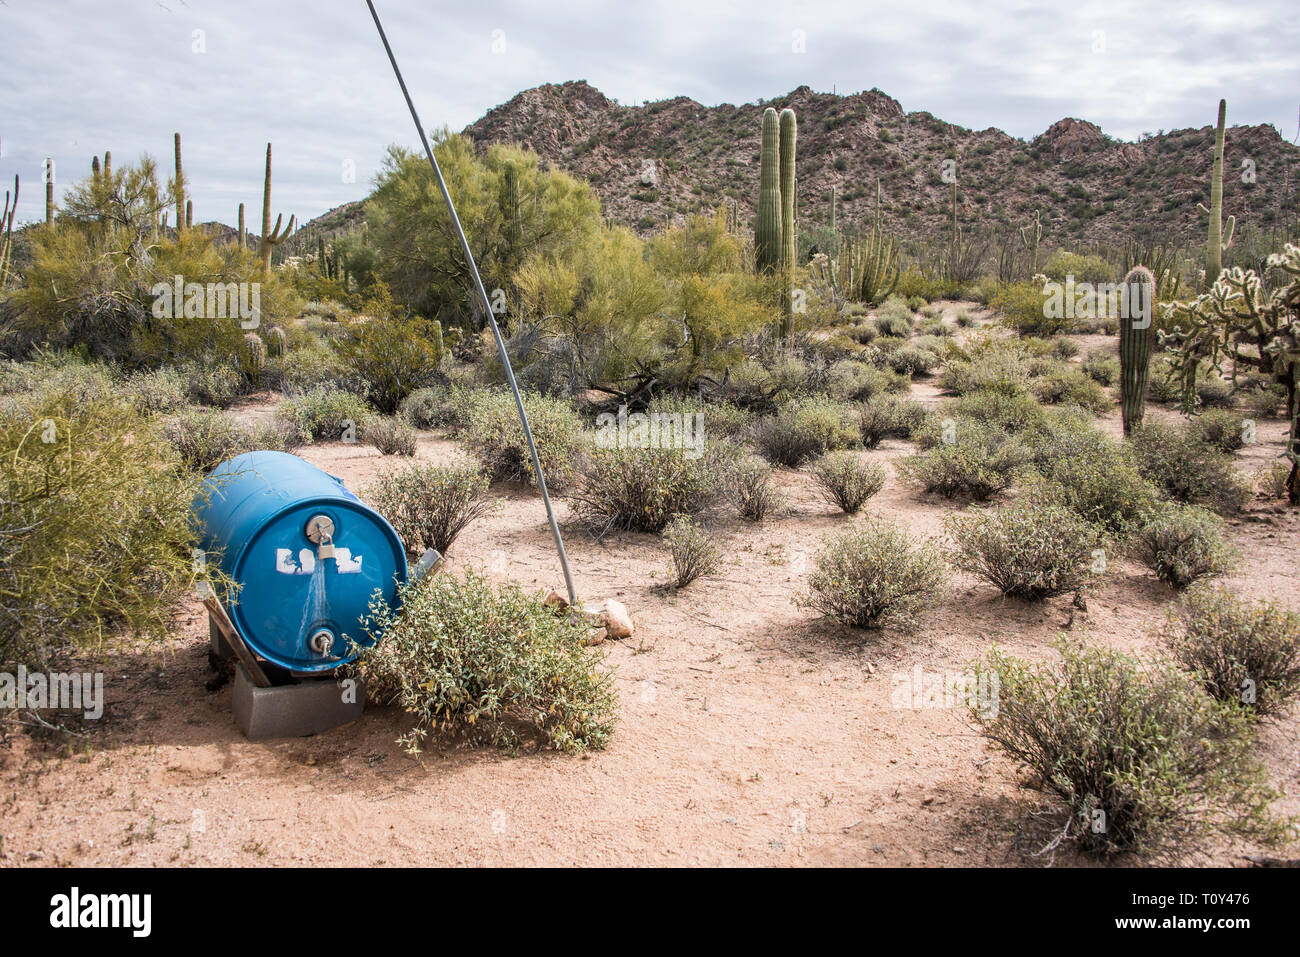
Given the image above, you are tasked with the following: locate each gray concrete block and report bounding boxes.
[208,611,234,659]
[232,663,366,740]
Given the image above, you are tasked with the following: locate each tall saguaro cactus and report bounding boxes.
[258,142,295,277]
[44,157,54,223]
[1198,99,1234,286]
[755,107,782,275]
[778,108,798,336]
[238,202,246,248]
[1119,265,1156,435]
[173,133,186,231]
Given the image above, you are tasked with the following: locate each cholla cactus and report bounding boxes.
[266,325,287,357]
[240,332,267,380]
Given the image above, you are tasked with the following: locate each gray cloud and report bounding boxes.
[2,0,1295,227]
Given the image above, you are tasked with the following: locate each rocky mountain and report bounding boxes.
[301,80,1300,256]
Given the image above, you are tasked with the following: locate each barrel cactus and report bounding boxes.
[1119,266,1156,435]
[241,331,267,380]
[266,325,287,358]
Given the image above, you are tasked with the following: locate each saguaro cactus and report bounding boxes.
[1020,209,1043,276]
[173,133,186,231]
[755,107,781,275]
[779,108,797,336]
[1198,99,1234,286]
[1119,265,1156,435]
[257,143,295,277]
[44,157,54,223]
[238,202,246,248]
[1,174,18,286]
[185,199,193,228]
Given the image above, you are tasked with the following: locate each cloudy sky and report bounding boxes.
[2,0,1296,227]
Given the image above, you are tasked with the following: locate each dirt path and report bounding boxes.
[3,393,1298,868]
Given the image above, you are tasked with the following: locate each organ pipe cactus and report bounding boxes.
[779,108,797,337]
[1198,99,1234,287]
[839,179,898,304]
[258,142,295,277]
[0,173,18,286]
[1119,265,1155,435]
[755,107,781,275]
[1019,209,1042,277]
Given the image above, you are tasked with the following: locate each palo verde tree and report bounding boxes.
[1162,244,1300,503]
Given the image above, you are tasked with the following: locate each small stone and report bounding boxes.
[601,599,634,639]
[922,796,935,806]
[586,628,607,647]
[543,590,569,611]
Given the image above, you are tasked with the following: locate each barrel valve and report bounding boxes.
[308,628,335,657]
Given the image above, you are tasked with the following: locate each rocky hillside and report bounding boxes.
[460,81,1298,251]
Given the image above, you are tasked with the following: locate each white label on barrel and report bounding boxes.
[275,548,318,575]
[334,547,363,574]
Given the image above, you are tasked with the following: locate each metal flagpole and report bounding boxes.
[365,0,577,605]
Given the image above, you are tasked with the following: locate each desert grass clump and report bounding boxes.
[754,396,859,467]
[364,462,492,557]
[1129,503,1236,590]
[662,515,721,589]
[1163,584,1300,717]
[354,570,617,754]
[946,498,1101,600]
[571,445,719,534]
[972,638,1282,858]
[898,419,1031,501]
[802,522,946,631]
[812,452,885,514]
[362,415,417,456]
[1255,461,1292,499]
[723,455,786,521]
[1129,421,1251,513]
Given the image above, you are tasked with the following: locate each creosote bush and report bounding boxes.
[571,444,720,533]
[972,638,1283,858]
[164,408,303,473]
[1163,584,1300,717]
[858,395,927,447]
[802,521,946,631]
[354,571,617,754]
[662,515,721,589]
[1189,409,1248,453]
[723,455,786,521]
[1031,424,1158,533]
[276,387,374,443]
[1129,421,1251,513]
[460,389,585,490]
[1129,503,1235,590]
[898,419,1031,501]
[364,461,492,557]
[947,498,1101,600]
[754,396,860,467]
[812,452,885,514]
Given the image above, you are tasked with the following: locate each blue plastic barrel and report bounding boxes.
[192,451,408,674]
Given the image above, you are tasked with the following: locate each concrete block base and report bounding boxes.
[232,663,366,741]
[208,612,234,660]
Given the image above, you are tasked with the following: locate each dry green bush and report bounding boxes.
[365,462,492,556]
[812,453,885,514]
[1129,503,1236,590]
[662,516,721,588]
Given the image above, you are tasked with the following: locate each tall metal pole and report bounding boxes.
[365,0,577,605]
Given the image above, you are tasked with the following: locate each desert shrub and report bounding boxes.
[1082,351,1120,386]
[825,359,908,402]
[1129,422,1251,513]
[662,515,721,588]
[460,389,586,489]
[1243,383,1286,419]
[181,361,243,408]
[1256,461,1292,499]
[874,296,915,337]
[1050,338,1081,360]
[802,522,946,631]
[1189,409,1247,453]
[1031,425,1158,533]
[1196,375,1235,409]
[846,320,879,345]
[947,498,1101,599]
[972,638,1279,858]
[954,389,1049,435]
[859,395,928,447]
[954,308,975,327]
[571,444,719,533]
[898,420,1031,500]
[123,367,189,415]
[1031,367,1110,413]
[164,409,303,473]
[812,453,885,514]
[754,397,859,467]
[645,394,752,441]
[362,415,418,456]
[937,340,1030,395]
[884,344,941,376]
[354,570,616,754]
[991,281,1062,335]
[334,315,443,414]
[1129,502,1235,590]
[1145,355,1184,404]
[1042,250,1114,284]
[1,388,197,665]
[723,455,785,521]
[1163,584,1300,717]
[365,461,492,556]
[265,343,353,396]
[399,385,452,430]
[276,387,375,443]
